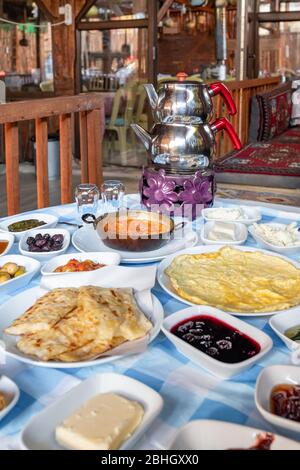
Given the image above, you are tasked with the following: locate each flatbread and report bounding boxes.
[5,288,78,335]
[12,286,153,362]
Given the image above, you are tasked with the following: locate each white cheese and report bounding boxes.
[206,221,237,241]
[206,207,246,221]
[55,393,144,450]
[252,222,300,247]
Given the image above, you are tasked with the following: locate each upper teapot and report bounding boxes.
[144,72,237,124]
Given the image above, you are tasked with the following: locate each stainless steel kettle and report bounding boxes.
[144,73,237,124]
[131,117,242,173]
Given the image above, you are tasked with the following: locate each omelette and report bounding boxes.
[165,246,300,313]
[5,286,152,362]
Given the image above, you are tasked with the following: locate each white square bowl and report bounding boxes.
[162,306,273,379]
[0,213,58,241]
[41,251,121,276]
[21,373,163,450]
[249,223,300,255]
[0,254,40,295]
[269,308,300,351]
[255,365,300,435]
[200,221,248,246]
[202,206,261,225]
[0,375,20,421]
[19,228,70,261]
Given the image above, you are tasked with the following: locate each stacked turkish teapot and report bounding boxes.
[131,73,242,174]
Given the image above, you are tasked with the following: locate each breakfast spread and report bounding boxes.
[171,315,260,363]
[8,219,46,232]
[205,207,247,221]
[270,384,300,422]
[165,246,300,313]
[0,240,9,254]
[0,393,6,411]
[252,222,300,247]
[54,259,105,273]
[285,324,300,343]
[55,393,144,450]
[5,286,152,362]
[0,262,26,284]
[204,221,238,242]
[26,234,64,252]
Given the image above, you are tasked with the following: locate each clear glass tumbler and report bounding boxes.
[75,183,100,222]
[101,180,125,212]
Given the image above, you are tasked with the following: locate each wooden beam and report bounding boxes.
[35,0,58,20]
[35,118,50,209]
[254,11,300,22]
[5,123,20,215]
[77,18,148,30]
[59,113,73,204]
[158,0,174,23]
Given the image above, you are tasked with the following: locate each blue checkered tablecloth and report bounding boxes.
[1,196,300,450]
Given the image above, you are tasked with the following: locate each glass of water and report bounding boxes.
[101,180,125,212]
[75,183,100,222]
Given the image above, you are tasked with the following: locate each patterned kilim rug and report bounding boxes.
[216,183,300,207]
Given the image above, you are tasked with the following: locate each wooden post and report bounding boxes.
[79,111,88,183]
[5,123,20,215]
[59,113,73,203]
[86,109,103,187]
[35,117,50,208]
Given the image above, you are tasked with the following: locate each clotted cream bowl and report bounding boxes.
[82,210,184,253]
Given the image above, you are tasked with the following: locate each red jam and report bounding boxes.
[170,315,261,364]
[270,384,300,422]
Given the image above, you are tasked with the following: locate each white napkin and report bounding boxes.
[39,265,157,361]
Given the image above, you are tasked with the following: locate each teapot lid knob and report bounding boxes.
[177,72,188,82]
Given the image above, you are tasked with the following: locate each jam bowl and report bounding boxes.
[82,210,185,252]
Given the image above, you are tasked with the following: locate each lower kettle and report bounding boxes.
[131,117,242,173]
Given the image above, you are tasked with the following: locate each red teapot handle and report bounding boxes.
[211,117,242,150]
[208,82,237,116]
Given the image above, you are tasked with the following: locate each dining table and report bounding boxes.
[1,194,300,450]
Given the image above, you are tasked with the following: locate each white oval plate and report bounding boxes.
[21,372,163,450]
[157,245,300,317]
[169,420,300,450]
[202,206,261,225]
[249,223,300,255]
[0,286,164,368]
[0,375,20,422]
[72,223,198,264]
[255,365,300,435]
[0,254,40,296]
[41,252,121,276]
[19,228,70,262]
[162,306,272,379]
[0,213,58,241]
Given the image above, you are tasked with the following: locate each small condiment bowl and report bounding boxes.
[0,375,20,422]
[0,213,58,242]
[202,206,261,225]
[200,221,248,246]
[0,254,40,295]
[269,308,300,365]
[41,252,121,276]
[161,306,272,379]
[255,365,300,435]
[19,228,70,261]
[0,232,14,257]
[249,223,300,255]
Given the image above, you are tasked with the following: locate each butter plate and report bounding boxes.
[21,373,163,450]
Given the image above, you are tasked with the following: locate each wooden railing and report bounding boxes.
[0,94,104,215]
[213,76,281,159]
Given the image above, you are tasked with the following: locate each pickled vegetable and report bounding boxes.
[0,263,26,284]
[8,219,46,233]
[0,272,11,284]
[1,262,19,276]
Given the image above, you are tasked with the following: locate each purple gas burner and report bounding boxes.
[140,167,216,219]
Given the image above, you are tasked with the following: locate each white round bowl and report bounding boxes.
[249,223,300,255]
[0,232,14,257]
[0,213,58,241]
[255,365,300,435]
[41,251,121,276]
[19,228,70,261]
[200,221,248,246]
